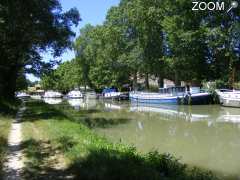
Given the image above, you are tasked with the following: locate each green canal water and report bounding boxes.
[48,98,240,179]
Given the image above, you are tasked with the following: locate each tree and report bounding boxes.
[161,0,240,86]
[43,0,240,92]
[0,0,80,98]
[41,60,83,92]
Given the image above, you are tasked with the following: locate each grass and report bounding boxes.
[0,114,12,178]
[21,100,218,180]
[0,98,20,179]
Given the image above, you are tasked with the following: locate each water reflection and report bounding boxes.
[130,103,240,125]
[43,98,63,105]
[67,98,97,110]
[217,107,240,124]
[85,99,97,109]
[93,101,240,178]
[104,103,122,110]
[67,99,84,110]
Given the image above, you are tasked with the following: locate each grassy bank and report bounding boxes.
[0,115,12,178]
[0,98,20,178]
[22,101,217,180]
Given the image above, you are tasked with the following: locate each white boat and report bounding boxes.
[43,91,63,98]
[43,98,63,105]
[216,89,240,108]
[30,95,42,100]
[104,92,121,98]
[102,88,122,100]
[67,90,83,99]
[16,92,30,99]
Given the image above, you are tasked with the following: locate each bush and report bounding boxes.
[233,82,240,89]
[69,148,217,180]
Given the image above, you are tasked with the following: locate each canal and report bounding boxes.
[46,98,240,179]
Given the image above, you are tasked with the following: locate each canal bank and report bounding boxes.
[20,100,217,180]
[54,99,240,180]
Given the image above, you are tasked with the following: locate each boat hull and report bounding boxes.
[103,93,129,101]
[216,89,240,108]
[130,96,181,104]
[67,96,83,99]
[221,98,240,108]
[184,93,212,105]
[43,95,62,98]
[130,92,212,105]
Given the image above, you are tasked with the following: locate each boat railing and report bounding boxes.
[130,91,184,97]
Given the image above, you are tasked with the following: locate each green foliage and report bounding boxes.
[41,60,83,92]
[234,82,240,89]
[43,0,240,91]
[73,0,166,90]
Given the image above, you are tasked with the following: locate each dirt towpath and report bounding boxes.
[4,103,25,180]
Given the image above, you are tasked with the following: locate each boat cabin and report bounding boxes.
[102,88,117,94]
[159,86,203,95]
[159,86,185,96]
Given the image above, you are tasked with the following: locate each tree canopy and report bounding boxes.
[37,0,240,92]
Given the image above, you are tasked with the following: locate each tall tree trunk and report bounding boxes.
[133,72,138,91]
[3,65,18,99]
[228,59,235,89]
[145,73,149,90]
[158,75,164,88]
[174,71,181,86]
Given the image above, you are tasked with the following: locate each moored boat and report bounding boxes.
[43,91,63,98]
[67,89,83,99]
[216,89,240,108]
[102,88,128,100]
[43,98,63,105]
[16,92,30,99]
[130,87,211,105]
[183,87,212,105]
[30,95,42,100]
[130,87,184,104]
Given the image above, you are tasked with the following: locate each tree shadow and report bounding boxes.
[71,117,130,129]
[66,148,217,180]
[22,139,74,180]
[21,101,69,122]
[22,101,131,129]
[21,138,218,180]
[0,98,20,116]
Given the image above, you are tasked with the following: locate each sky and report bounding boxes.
[27,0,120,82]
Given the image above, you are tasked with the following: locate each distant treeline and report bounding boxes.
[41,0,240,92]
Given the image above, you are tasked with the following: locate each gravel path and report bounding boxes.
[4,103,25,180]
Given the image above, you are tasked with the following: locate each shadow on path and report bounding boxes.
[22,139,74,180]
